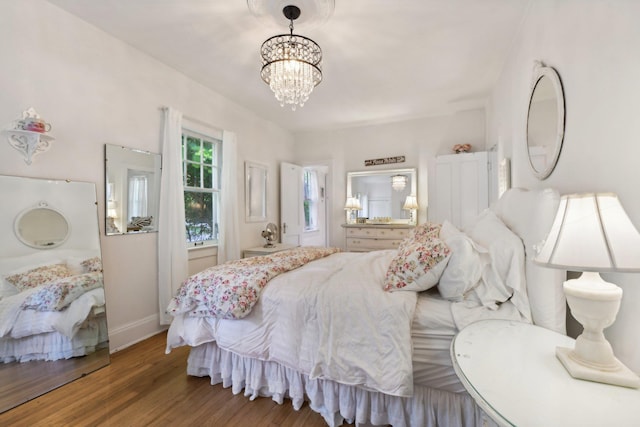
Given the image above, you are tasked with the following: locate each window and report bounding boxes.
[182,129,221,247]
[303,169,319,231]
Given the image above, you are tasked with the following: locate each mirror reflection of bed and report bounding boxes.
[0,175,109,413]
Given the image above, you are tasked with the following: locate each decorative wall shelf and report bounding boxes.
[4,129,55,165]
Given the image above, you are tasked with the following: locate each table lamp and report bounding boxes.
[402,195,419,225]
[106,200,120,234]
[344,197,361,224]
[535,193,640,388]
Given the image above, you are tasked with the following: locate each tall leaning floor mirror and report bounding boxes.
[0,175,109,413]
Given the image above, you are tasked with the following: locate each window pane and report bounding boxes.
[186,163,201,187]
[203,165,213,188]
[184,191,219,243]
[186,136,201,162]
[203,140,213,165]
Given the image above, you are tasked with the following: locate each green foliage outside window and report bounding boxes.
[182,132,220,245]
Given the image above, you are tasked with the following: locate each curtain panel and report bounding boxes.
[158,107,189,325]
[218,131,241,264]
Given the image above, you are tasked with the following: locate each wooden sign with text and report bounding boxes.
[364,156,406,167]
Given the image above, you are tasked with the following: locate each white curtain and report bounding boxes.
[158,107,189,325]
[127,174,148,218]
[218,130,241,263]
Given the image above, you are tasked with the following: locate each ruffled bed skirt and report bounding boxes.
[0,316,108,363]
[187,342,495,427]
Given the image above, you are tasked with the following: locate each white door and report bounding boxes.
[280,162,304,246]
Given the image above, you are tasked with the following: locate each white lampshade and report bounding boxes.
[344,197,361,211]
[535,193,640,272]
[402,195,419,210]
[535,192,640,388]
[107,200,118,219]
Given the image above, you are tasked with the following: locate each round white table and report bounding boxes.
[451,319,640,427]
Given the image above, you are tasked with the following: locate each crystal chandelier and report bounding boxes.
[260,5,322,110]
[391,175,407,192]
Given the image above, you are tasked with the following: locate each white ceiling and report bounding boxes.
[46,0,530,132]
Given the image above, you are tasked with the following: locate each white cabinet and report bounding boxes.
[431,151,489,230]
[341,224,413,252]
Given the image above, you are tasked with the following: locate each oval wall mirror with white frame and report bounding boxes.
[526,61,565,180]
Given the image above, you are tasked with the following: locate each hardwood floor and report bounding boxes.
[0,332,330,426]
[0,347,110,414]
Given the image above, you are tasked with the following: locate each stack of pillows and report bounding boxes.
[1,256,103,312]
[383,210,530,321]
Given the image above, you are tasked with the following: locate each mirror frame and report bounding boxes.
[0,175,109,414]
[14,202,70,249]
[346,168,417,222]
[526,62,565,180]
[245,161,268,223]
[104,144,162,235]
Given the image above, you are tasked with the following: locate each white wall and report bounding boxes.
[294,109,486,248]
[487,0,640,373]
[0,0,294,350]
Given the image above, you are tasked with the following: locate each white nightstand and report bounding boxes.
[451,319,640,427]
[242,243,296,258]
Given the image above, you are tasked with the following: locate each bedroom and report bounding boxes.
[1,0,639,424]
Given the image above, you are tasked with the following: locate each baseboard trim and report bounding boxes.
[108,314,168,353]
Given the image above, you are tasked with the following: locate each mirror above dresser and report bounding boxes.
[343,168,417,252]
[346,168,418,224]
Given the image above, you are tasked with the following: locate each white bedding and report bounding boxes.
[168,250,418,397]
[166,188,565,427]
[0,288,105,340]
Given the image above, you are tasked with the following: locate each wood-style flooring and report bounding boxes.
[0,347,109,414]
[0,332,329,426]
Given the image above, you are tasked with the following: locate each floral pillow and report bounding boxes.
[384,236,451,292]
[81,257,102,273]
[21,272,103,311]
[405,222,442,244]
[4,263,73,292]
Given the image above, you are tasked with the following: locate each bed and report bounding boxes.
[0,249,108,363]
[165,188,567,427]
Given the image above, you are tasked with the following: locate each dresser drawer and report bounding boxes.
[375,228,412,240]
[345,227,412,240]
[346,237,404,251]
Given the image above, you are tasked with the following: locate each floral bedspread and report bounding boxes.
[166,246,340,320]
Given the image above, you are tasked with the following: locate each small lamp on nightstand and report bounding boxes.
[535,193,640,388]
[402,195,419,225]
[344,197,361,224]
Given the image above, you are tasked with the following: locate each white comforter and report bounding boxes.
[167,250,418,397]
[0,287,105,340]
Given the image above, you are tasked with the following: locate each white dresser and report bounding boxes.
[341,224,414,252]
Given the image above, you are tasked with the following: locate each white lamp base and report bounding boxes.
[557,347,640,388]
[558,272,640,388]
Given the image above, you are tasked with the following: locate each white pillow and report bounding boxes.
[384,236,451,292]
[437,221,488,301]
[466,210,531,321]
